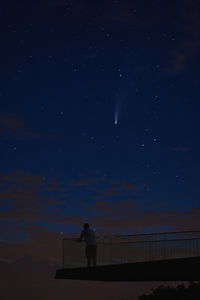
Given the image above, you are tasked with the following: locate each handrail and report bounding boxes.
[63,237,200,245]
[116,230,200,238]
[117,237,200,245]
[62,230,200,269]
[63,230,200,242]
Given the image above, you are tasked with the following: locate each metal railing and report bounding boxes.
[62,230,200,268]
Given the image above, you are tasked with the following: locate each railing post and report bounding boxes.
[62,239,64,268]
[195,239,198,257]
[110,236,112,264]
[163,235,166,260]
[148,242,151,261]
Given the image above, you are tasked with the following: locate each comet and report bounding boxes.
[114,113,118,125]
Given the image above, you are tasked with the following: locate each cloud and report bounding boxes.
[70,177,101,187]
[0,114,25,132]
[168,51,187,73]
[0,113,34,140]
[0,170,66,223]
[0,171,146,235]
[0,225,61,263]
[88,204,200,233]
[56,215,84,226]
[70,179,90,186]
[89,180,146,200]
[1,169,199,242]
[167,0,200,73]
[0,113,55,140]
[85,200,136,217]
[91,186,124,197]
[110,180,146,194]
[44,177,66,192]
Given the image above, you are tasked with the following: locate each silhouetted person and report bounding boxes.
[78,223,97,267]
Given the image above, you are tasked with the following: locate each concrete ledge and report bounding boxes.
[55,256,200,281]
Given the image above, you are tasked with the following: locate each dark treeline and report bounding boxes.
[138,282,200,299]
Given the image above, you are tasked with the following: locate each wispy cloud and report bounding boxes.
[88,204,200,233]
[89,179,146,200]
[0,225,63,263]
[85,199,136,217]
[167,0,200,73]
[0,170,66,223]
[0,113,55,140]
[1,170,199,239]
[0,114,26,136]
[70,177,103,187]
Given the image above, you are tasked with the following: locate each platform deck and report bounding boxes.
[55,256,200,281]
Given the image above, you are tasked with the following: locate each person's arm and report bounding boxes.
[77,230,84,242]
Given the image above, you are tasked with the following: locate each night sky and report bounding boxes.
[1,0,200,299]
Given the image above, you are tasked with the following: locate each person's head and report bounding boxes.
[83,223,89,229]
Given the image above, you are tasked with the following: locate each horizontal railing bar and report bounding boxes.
[116,230,200,238]
[117,237,200,245]
[96,238,200,245]
[63,230,200,242]
[63,238,200,245]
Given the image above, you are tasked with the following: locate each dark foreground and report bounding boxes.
[55,256,200,281]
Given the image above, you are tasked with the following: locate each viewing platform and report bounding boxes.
[55,230,200,281]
